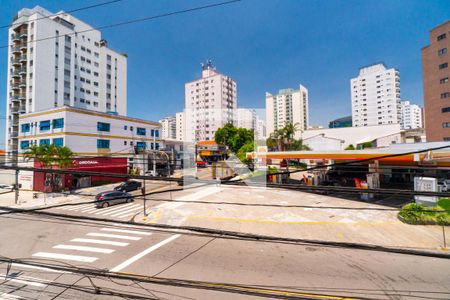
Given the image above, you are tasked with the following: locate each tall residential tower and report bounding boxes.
[5,6,127,157]
[184,61,237,142]
[265,85,309,139]
[421,20,450,141]
[351,63,401,127]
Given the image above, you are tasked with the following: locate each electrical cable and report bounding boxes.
[0,0,242,49]
[0,0,125,29]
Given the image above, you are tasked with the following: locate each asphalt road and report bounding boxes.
[0,197,449,300]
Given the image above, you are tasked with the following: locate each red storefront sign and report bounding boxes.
[33,157,128,192]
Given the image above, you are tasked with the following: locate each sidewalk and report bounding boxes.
[135,185,449,253]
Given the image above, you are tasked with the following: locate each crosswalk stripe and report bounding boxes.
[110,234,181,272]
[95,203,137,216]
[0,293,22,299]
[80,206,100,213]
[32,252,98,263]
[71,238,129,247]
[86,233,141,240]
[101,228,152,235]
[62,204,92,211]
[53,244,115,254]
[12,263,64,273]
[110,206,142,217]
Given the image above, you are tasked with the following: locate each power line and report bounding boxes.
[0,0,124,29]
[0,0,242,50]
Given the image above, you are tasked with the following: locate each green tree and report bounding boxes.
[345,144,355,150]
[236,141,255,164]
[266,122,309,151]
[215,123,253,153]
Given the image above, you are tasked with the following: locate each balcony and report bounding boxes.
[19,32,27,39]
[11,83,20,90]
[18,106,26,113]
[11,33,20,42]
[11,46,20,54]
[10,95,20,102]
[19,81,26,88]
[11,58,21,66]
[17,93,26,100]
[20,43,27,51]
[19,55,27,62]
[18,67,26,75]
[11,70,20,78]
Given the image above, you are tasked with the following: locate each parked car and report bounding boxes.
[196,161,207,168]
[95,191,133,208]
[0,184,13,191]
[114,180,142,192]
[145,170,157,177]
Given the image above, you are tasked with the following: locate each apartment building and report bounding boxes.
[184,61,237,142]
[265,85,309,139]
[351,63,401,127]
[160,116,176,140]
[5,6,127,158]
[236,108,267,140]
[400,100,423,130]
[175,111,185,141]
[421,20,450,141]
[18,106,161,155]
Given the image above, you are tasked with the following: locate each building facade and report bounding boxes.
[175,111,185,141]
[184,61,237,142]
[5,6,127,158]
[329,116,352,128]
[421,20,450,141]
[236,108,256,131]
[265,85,309,139]
[351,63,401,127]
[400,100,423,130]
[18,106,161,155]
[160,116,176,140]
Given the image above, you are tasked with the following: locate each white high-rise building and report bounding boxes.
[256,118,267,141]
[400,100,423,129]
[265,85,309,139]
[160,116,176,140]
[184,61,237,142]
[175,111,185,141]
[5,6,127,157]
[351,63,401,127]
[237,108,256,130]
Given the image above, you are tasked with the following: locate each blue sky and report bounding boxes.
[0,0,449,147]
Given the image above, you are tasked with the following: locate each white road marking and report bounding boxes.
[53,244,115,254]
[32,252,98,263]
[151,186,222,211]
[80,206,100,213]
[61,204,91,211]
[111,223,144,229]
[86,233,141,240]
[110,234,180,272]
[0,293,22,299]
[0,274,49,287]
[116,212,140,219]
[96,203,138,216]
[101,228,151,235]
[71,238,129,247]
[110,206,142,217]
[12,263,64,273]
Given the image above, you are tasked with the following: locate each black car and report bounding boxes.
[95,191,133,208]
[114,180,142,192]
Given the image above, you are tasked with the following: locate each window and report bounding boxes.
[21,123,30,133]
[155,130,159,137]
[441,92,450,99]
[130,126,133,131]
[437,33,447,41]
[155,143,160,150]
[39,139,50,146]
[39,120,51,131]
[52,138,63,146]
[20,141,30,150]
[97,139,110,148]
[150,129,155,137]
[52,118,64,129]
[443,122,450,128]
[441,77,449,84]
[97,122,110,131]
[124,125,128,130]
[439,63,448,70]
[439,48,447,56]
[442,107,450,113]
[124,141,127,145]
[136,127,146,135]
[136,142,146,150]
